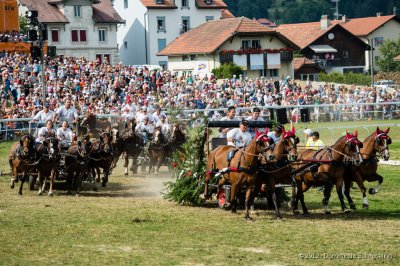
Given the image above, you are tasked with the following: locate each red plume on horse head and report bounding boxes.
[354,130,358,137]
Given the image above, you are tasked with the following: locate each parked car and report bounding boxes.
[373,80,397,90]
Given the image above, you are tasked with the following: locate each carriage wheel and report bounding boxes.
[29,175,37,191]
[218,190,226,209]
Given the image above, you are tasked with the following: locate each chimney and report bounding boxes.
[376,12,382,17]
[342,15,347,23]
[320,15,330,29]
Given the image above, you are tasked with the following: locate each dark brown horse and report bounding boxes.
[65,136,92,195]
[204,131,272,220]
[293,131,364,214]
[79,113,111,138]
[119,119,142,175]
[148,127,167,175]
[8,133,35,195]
[88,131,113,188]
[343,127,392,209]
[35,134,59,196]
[257,126,299,219]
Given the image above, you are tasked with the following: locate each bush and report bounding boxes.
[212,63,242,79]
[319,72,371,86]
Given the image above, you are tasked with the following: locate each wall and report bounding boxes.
[167,54,219,78]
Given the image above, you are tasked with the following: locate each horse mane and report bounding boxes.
[332,136,346,147]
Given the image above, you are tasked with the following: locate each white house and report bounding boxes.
[113,0,231,68]
[19,0,124,64]
[158,17,299,79]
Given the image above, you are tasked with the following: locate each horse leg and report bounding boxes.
[353,173,368,209]
[230,181,240,213]
[244,187,254,221]
[18,172,27,195]
[76,171,83,196]
[95,167,101,183]
[38,171,44,195]
[48,169,54,196]
[335,178,350,213]
[91,167,97,191]
[124,152,129,176]
[369,174,383,195]
[343,179,356,210]
[66,170,73,195]
[102,167,109,187]
[10,167,16,189]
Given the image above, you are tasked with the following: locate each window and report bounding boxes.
[252,40,261,48]
[157,16,165,32]
[206,16,214,21]
[242,40,251,49]
[104,54,110,64]
[156,0,164,3]
[181,16,190,33]
[242,40,261,49]
[374,37,384,46]
[74,6,81,18]
[158,39,166,52]
[96,54,102,64]
[265,69,278,78]
[182,55,190,61]
[159,61,168,70]
[182,0,188,8]
[71,30,87,42]
[205,0,212,4]
[51,29,59,42]
[190,54,197,60]
[342,49,349,59]
[124,41,128,48]
[124,0,128,8]
[99,29,106,42]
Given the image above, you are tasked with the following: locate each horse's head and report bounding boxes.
[280,126,299,161]
[99,130,112,154]
[80,113,96,128]
[153,127,163,145]
[344,130,363,166]
[171,123,185,142]
[374,127,391,161]
[78,136,91,158]
[43,137,59,160]
[255,128,274,161]
[20,134,34,157]
[111,127,120,145]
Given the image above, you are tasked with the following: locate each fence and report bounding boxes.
[1,102,400,140]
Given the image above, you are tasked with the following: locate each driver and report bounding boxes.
[227,119,252,148]
[56,121,73,150]
[36,120,56,143]
[135,116,155,148]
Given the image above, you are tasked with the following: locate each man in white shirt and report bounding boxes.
[156,114,171,136]
[267,125,284,144]
[246,107,264,137]
[55,99,78,123]
[219,106,240,138]
[56,121,73,148]
[152,106,167,125]
[136,106,154,123]
[135,117,155,146]
[227,120,252,148]
[36,120,56,143]
[32,102,55,126]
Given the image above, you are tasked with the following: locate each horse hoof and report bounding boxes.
[48,192,53,197]
[343,208,351,214]
[18,191,22,195]
[303,210,309,216]
[362,204,369,209]
[124,173,128,176]
[293,210,300,215]
[368,188,376,195]
[245,216,253,221]
[324,210,331,215]
[75,194,80,197]
[350,203,357,210]
[10,184,14,189]
[276,216,282,221]
[102,183,106,187]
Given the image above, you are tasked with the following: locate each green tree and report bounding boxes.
[376,38,400,72]
[19,16,28,33]
[212,63,242,79]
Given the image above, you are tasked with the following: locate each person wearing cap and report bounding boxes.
[152,106,166,125]
[156,114,170,136]
[227,119,252,148]
[218,106,239,138]
[135,116,154,148]
[267,125,284,144]
[306,131,324,150]
[303,128,313,144]
[246,107,264,138]
[31,102,56,126]
[136,106,154,123]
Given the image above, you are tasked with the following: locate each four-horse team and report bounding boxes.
[7,113,392,220]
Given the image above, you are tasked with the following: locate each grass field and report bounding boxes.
[0,120,399,265]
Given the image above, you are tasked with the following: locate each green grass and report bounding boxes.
[0,121,399,265]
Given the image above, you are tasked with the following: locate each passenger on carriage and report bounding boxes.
[218,106,240,138]
[135,116,155,146]
[57,121,73,150]
[55,99,78,123]
[121,106,135,121]
[31,102,55,126]
[306,131,325,150]
[36,120,56,143]
[156,114,171,136]
[246,107,265,137]
[152,106,167,125]
[267,125,284,144]
[136,106,154,123]
[121,98,137,117]
[227,119,252,148]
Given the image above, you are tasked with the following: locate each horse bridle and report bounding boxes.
[345,137,363,165]
[374,134,390,159]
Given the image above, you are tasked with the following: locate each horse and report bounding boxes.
[110,125,123,171]
[257,126,299,219]
[79,112,111,138]
[34,135,59,196]
[119,119,142,175]
[88,131,113,188]
[203,131,272,220]
[65,136,92,195]
[343,127,391,210]
[8,133,35,195]
[148,127,167,175]
[293,131,364,214]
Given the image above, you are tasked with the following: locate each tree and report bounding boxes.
[19,16,28,33]
[376,37,400,72]
[212,63,242,79]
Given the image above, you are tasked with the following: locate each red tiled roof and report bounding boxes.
[93,0,124,23]
[255,18,276,27]
[293,57,318,70]
[394,55,400,61]
[276,21,342,50]
[338,15,399,37]
[20,0,69,23]
[158,17,294,56]
[140,0,177,9]
[221,9,234,19]
[196,0,227,9]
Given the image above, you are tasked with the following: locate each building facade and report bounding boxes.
[114,0,228,67]
[19,0,124,64]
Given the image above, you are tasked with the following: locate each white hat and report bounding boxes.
[303,129,312,135]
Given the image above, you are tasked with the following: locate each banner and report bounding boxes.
[197,62,207,73]
[0,42,48,54]
[0,0,19,32]
[233,54,247,70]
[267,53,281,69]
[250,54,264,70]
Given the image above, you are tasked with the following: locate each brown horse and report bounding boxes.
[79,113,111,138]
[257,126,299,219]
[35,135,59,196]
[8,133,35,195]
[148,127,167,175]
[119,119,142,175]
[343,127,392,209]
[65,136,92,195]
[293,131,364,214]
[88,131,113,189]
[203,131,272,220]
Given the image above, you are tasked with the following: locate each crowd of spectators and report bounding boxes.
[1,52,399,138]
[0,31,28,43]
